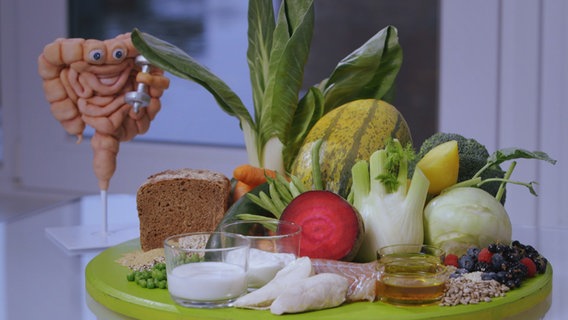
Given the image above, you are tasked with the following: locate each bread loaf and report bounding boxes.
[137,168,231,251]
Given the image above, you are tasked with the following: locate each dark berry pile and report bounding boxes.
[444,240,548,289]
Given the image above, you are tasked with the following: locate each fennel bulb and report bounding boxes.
[350,139,430,262]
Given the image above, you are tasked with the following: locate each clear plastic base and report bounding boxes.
[44,193,139,255]
[45,224,139,255]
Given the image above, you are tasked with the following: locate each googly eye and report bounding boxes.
[89,49,105,62]
[112,48,125,60]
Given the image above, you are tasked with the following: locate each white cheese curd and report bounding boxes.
[246,248,296,288]
[270,273,349,315]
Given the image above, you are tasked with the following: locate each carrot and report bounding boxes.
[232,180,254,203]
[233,164,278,188]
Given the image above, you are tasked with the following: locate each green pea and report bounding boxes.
[138,279,147,288]
[126,272,135,282]
[146,279,155,289]
[158,280,167,289]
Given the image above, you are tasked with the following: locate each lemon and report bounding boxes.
[416,140,459,195]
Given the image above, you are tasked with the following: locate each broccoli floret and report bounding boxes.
[412,132,506,203]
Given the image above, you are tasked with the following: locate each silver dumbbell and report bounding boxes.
[125,55,151,113]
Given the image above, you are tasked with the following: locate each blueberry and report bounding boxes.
[458,255,476,271]
[491,253,507,271]
[495,271,507,283]
[466,247,480,258]
[456,268,469,275]
[481,272,496,281]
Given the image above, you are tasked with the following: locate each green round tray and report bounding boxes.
[85,238,552,320]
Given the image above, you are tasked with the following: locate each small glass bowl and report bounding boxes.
[219,219,301,289]
[376,244,451,306]
[163,232,250,308]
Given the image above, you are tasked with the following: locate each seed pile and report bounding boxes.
[116,248,165,271]
[117,249,167,289]
[440,272,509,306]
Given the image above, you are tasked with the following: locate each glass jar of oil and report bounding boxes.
[376,244,451,305]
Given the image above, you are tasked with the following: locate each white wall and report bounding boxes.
[439,0,567,229]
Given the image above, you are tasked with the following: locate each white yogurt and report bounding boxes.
[168,262,247,301]
[246,249,296,288]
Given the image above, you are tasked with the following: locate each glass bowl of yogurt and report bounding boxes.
[164,232,251,308]
[220,219,301,289]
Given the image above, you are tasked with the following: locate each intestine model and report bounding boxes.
[37,32,170,192]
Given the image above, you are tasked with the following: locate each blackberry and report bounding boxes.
[525,244,538,254]
[514,241,548,273]
[511,240,524,248]
[488,243,508,254]
[511,240,527,256]
[502,247,522,262]
[533,256,548,274]
[505,278,522,288]
[475,261,491,272]
[509,262,528,279]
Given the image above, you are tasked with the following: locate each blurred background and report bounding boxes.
[1,0,564,230]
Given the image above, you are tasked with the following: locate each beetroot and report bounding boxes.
[280,190,364,261]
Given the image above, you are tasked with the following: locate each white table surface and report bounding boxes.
[0,194,566,319]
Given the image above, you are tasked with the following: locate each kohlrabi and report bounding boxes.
[423,147,556,256]
[350,139,430,262]
[424,187,512,256]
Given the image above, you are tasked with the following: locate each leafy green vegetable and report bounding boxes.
[319,25,402,114]
[350,139,430,262]
[474,147,557,178]
[245,173,307,219]
[130,31,253,125]
[449,147,557,201]
[130,1,402,173]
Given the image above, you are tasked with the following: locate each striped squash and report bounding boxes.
[290,99,412,198]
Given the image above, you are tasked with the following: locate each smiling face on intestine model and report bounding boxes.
[37,32,170,191]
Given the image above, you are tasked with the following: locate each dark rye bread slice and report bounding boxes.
[136,168,231,251]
